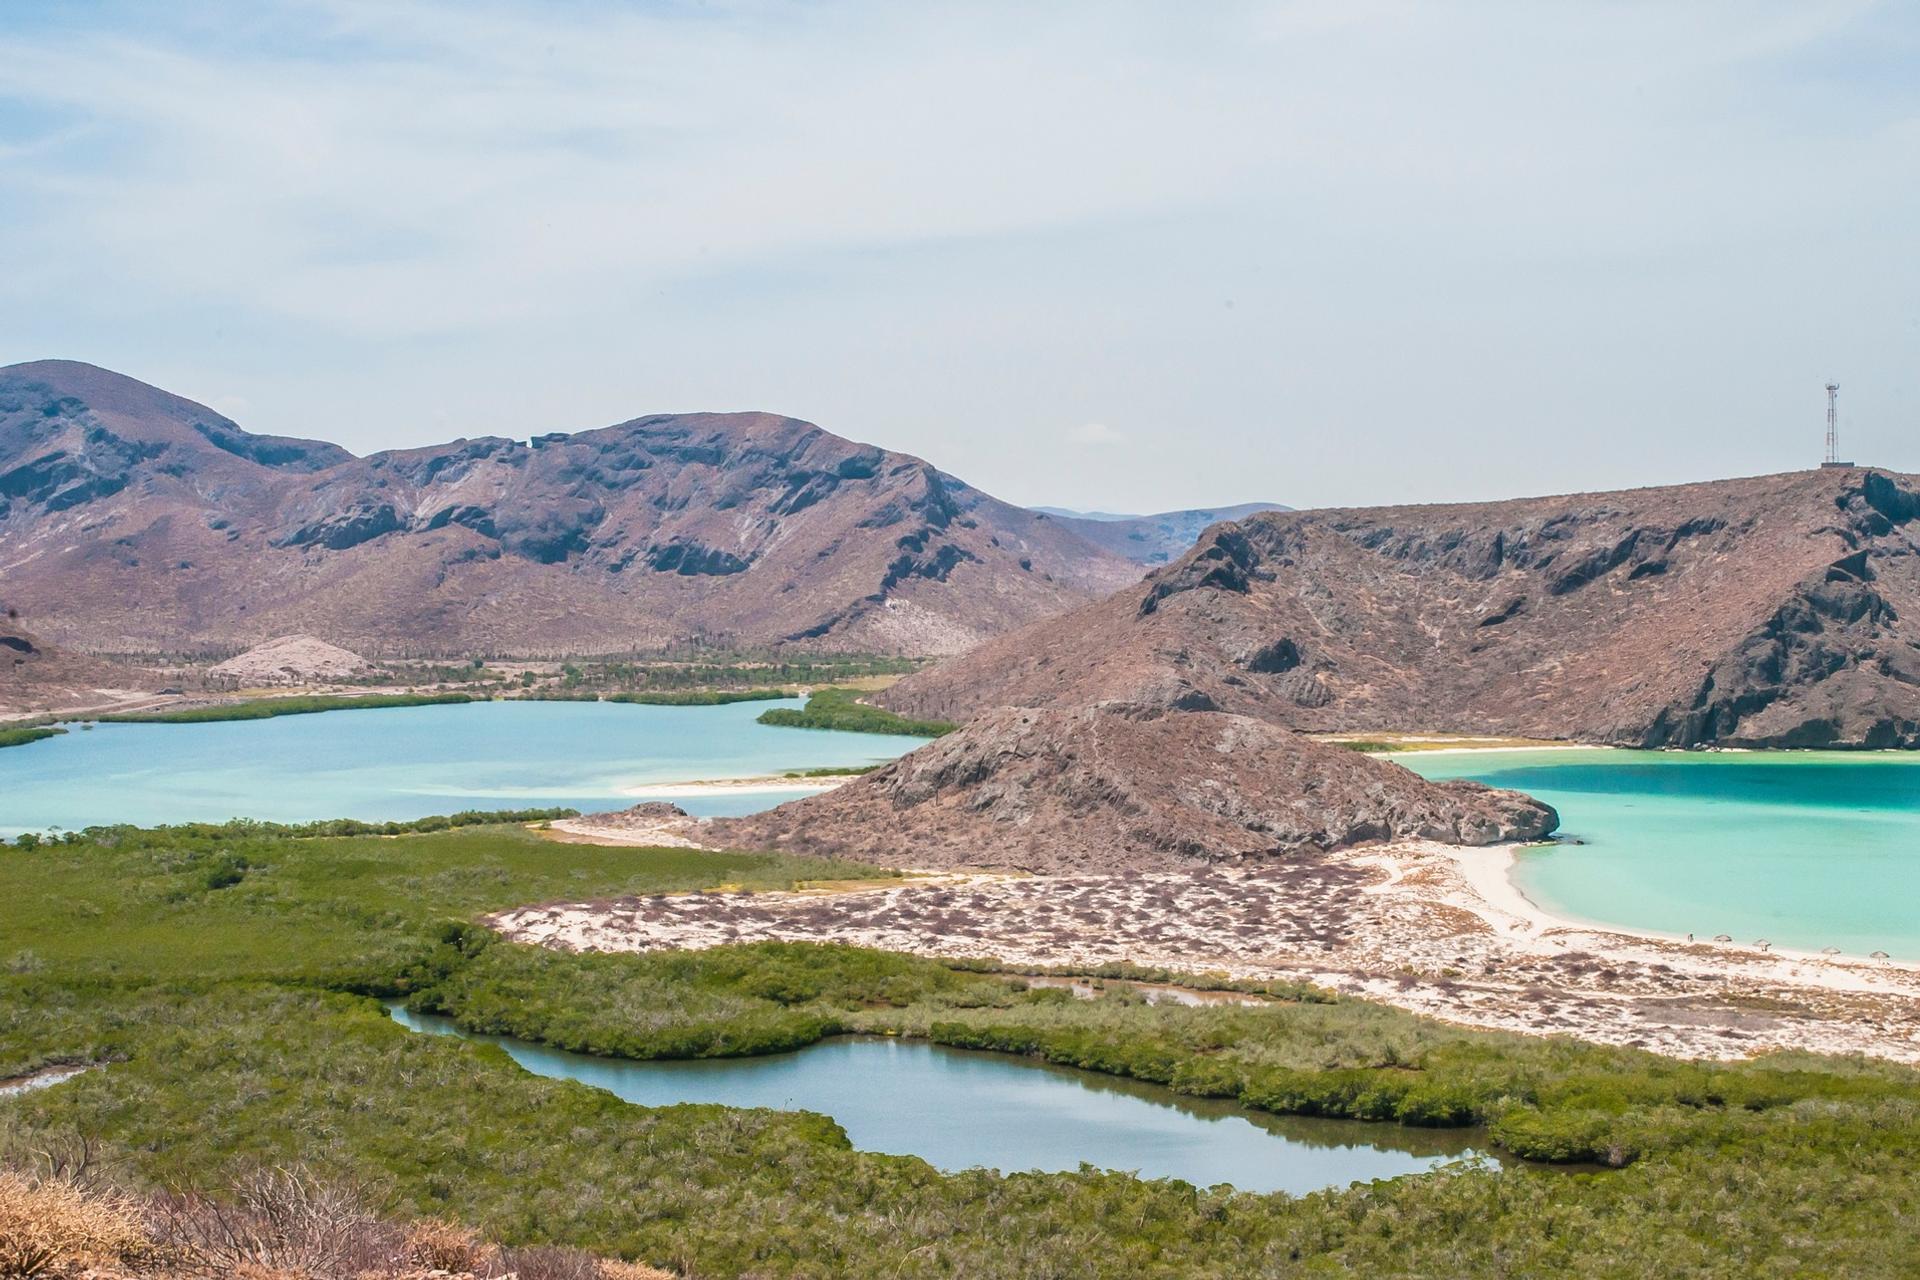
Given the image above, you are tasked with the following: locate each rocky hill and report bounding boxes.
[0,360,1146,655]
[709,703,1557,872]
[209,635,373,685]
[881,468,1920,749]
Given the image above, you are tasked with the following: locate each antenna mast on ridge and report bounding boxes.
[1825,382,1841,467]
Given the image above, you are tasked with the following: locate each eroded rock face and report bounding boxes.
[709,704,1557,873]
[881,468,1920,749]
[0,361,1146,654]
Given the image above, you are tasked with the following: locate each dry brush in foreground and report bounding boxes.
[0,1161,671,1280]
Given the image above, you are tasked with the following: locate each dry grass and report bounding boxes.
[400,1218,496,1274]
[0,1163,671,1280]
[0,1171,151,1278]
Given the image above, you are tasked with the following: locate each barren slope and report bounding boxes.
[0,361,1141,654]
[0,617,134,714]
[710,703,1558,873]
[881,468,1920,748]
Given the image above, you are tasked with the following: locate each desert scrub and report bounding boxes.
[9,981,1920,1278]
[97,692,477,723]
[0,1159,673,1279]
[757,687,954,736]
[0,1170,152,1278]
[8,821,1920,1275]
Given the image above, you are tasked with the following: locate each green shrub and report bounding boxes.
[757,688,954,736]
[99,693,477,724]
[0,725,64,750]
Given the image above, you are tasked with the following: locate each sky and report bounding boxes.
[1,1,1916,513]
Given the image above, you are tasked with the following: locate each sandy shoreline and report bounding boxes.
[497,820,1920,1063]
[615,775,863,799]
[1442,841,1913,975]
[1381,743,1609,757]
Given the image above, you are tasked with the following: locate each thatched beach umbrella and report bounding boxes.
[1754,939,1771,951]
[1821,947,1842,958]
[1713,934,1732,943]
[1872,950,1891,961]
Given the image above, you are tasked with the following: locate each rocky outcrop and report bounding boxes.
[209,635,372,684]
[880,468,1920,749]
[0,360,1151,655]
[709,704,1558,873]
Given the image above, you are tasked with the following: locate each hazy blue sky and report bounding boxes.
[2,1,1915,512]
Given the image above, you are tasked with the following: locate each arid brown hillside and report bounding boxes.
[709,703,1558,873]
[0,616,133,714]
[0,360,1142,655]
[881,468,1920,748]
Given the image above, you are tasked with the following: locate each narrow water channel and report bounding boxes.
[389,1005,1487,1195]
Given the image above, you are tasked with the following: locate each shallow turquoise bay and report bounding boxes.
[0,698,917,837]
[1400,749,1920,960]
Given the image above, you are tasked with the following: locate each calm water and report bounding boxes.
[0,699,917,837]
[388,1005,1481,1194]
[1401,749,1920,959]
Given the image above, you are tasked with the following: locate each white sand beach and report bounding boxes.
[501,822,1920,1064]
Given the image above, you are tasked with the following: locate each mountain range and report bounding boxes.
[0,360,1272,655]
[1029,502,1291,564]
[882,467,1920,749]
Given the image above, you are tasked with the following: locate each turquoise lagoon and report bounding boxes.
[0,698,918,837]
[1401,749,1920,960]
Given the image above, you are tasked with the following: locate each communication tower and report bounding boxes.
[1821,382,1853,469]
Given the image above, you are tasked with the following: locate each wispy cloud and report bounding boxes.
[1069,422,1124,447]
[0,1,1914,510]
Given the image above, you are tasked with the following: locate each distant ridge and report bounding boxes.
[0,360,1253,656]
[1040,501,1291,565]
[884,467,1920,749]
[1033,502,1289,522]
[0,360,1129,654]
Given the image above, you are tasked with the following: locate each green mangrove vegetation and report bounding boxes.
[0,724,64,750]
[757,686,956,737]
[542,652,924,694]
[516,687,797,706]
[4,819,1920,1275]
[97,691,479,723]
[601,688,796,706]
